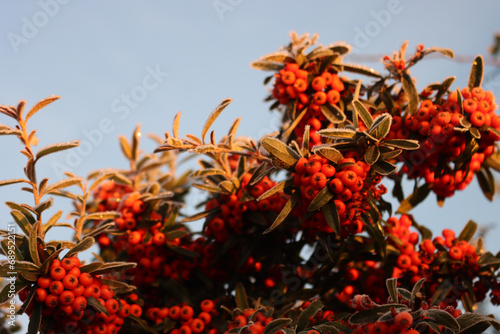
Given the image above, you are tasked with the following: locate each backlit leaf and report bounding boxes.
[202,98,232,143]
[35,140,80,161]
[402,72,419,116]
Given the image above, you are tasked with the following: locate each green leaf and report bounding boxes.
[83,222,115,239]
[468,55,484,89]
[84,211,121,221]
[352,100,373,129]
[261,137,299,170]
[308,186,334,212]
[167,244,199,258]
[264,191,300,234]
[189,168,227,178]
[29,222,41,267]
[423,47,455,59]
[423,309,460,331]
[383,139,419,150]
[402,72,419,116]
[42,210,63,234]
[43,177,82,195]
[10,209,32,236]
[318,128,356,139]
[397,183,432,214]
[202,98,232,143]
[258,179,294,201]
[434,76,456,104]
[0,179,28,188]
[27,300,42,334]
[458,220,477,242]
[296,300,324,332]
[369,114,392,141]
[87,296,110,316]
[5,202,36,225]
[457,312,500,333]
[478,251,500,266]
[261,51,294,63]
[312,146,344,164]
[410,278,426,308]
[63,236,95,258]
[476,166,495,201]
[338,63,382,78]
[0,278,30,304]
[430,278,454,306]
[90,261,136,275]
[264,318,292,334]
[320,103,346,124]
[371,160,397,175]
[364,146,380,165]
[79,262,104,274]
[349,304,408,325]
[24,96,59,121]
[35,140,80,161]
[313,322,352,334]
[250,61,284,71]
[321,200,340,235]
[386,277,398,303]
[235,282,250,310]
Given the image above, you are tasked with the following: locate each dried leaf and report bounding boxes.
[173,112,181,139]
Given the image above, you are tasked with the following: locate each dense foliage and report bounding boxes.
[1,32,500,334]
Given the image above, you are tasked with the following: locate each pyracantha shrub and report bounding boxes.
[1,32,500,334]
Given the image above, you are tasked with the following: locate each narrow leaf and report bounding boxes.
[0,179,28,188]
[35,140,80,161]
[386,278,398,303]
[402,72,419,116]
[25,96,60,121]
[29,223,41,267]
[264,191,300,234]
[264,319,292,334]
[296,300,324,332]
[261,137,299,170]
[43,177,82,195]
[364,146,380,165]
[257,179,293,201]
[84,211,121,221]
[321,200,340,235]
[352,100,373,128]
[91,261,136,275]
[397,183,432,214]
[383,139,419,150]
[308,186,334,212]
[369,113,392,140]
[312,146,343,164]
[423,309,460,331]
[27,301,42,334]
[468,55,484,89]
[476,166,495,201]
[87,296,110,316]
[320,103,346,124]
[118,135,132,160]
[458,220,478,242]
[64,236,95,258]
[10,209,32,235]
[250,61,284,71]
[202,98,232,143]
[235,282,250,310]
[318,128,356,139]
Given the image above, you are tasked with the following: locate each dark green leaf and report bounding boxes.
[5,202,36,225]
[64,236,95,258]
[129,315,158,333]
[84,211,121,221]
[180,207,219,223]
[317,128,356,139]
[312,146,344,164]
[434,76,456,104]
[190,168,227,178]
[258,179,294,201]
[27,300,42,334]
[0,278,30,304]
[457,312,500,333]
[235,282,250,310]
[458,220,478,242]
[28,223,41,267]
[468,55,484,89]
[397,183,432,214]
[39,248,64,275]
[383,139,419,150]
[42,210,63,235]
[308,186,334,212]
[262,137,300,170]
[264,191,300,234]
[296,300,324,332]
[369,114,392,141]
[338,63,382,78]
[264,318,292,334]
[478,252,500,266]
[79,262,104,274]
[371,160,397,175]
[386,278,398,303]
[10,209,32,236]
[352,100,373,129]
[320,103,346,124]
[476,166,495,201]
[349,304,408,325]
[423,309,460,331]
[87,296,110,316]
[402,72,419,116]
[91,261,136,275]
[321,200,340,235]
[250,61,284,71]
[167,244,199,258]
[364,146,380,165]
[83,222,115,239]
[410,278,426,308]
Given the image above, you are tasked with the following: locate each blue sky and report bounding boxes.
[1,0,500,327]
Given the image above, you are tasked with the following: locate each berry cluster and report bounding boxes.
[145,300,218,334]
[387,87,500,197]
[292,154,386,238]
[26,257,141,333]
[271,63,345,148]
[204,174,288,242]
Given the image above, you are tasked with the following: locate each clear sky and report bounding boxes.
[1,0,500,329]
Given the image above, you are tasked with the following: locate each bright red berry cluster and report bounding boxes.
[292,154,386,238]
[24,257,141,333]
